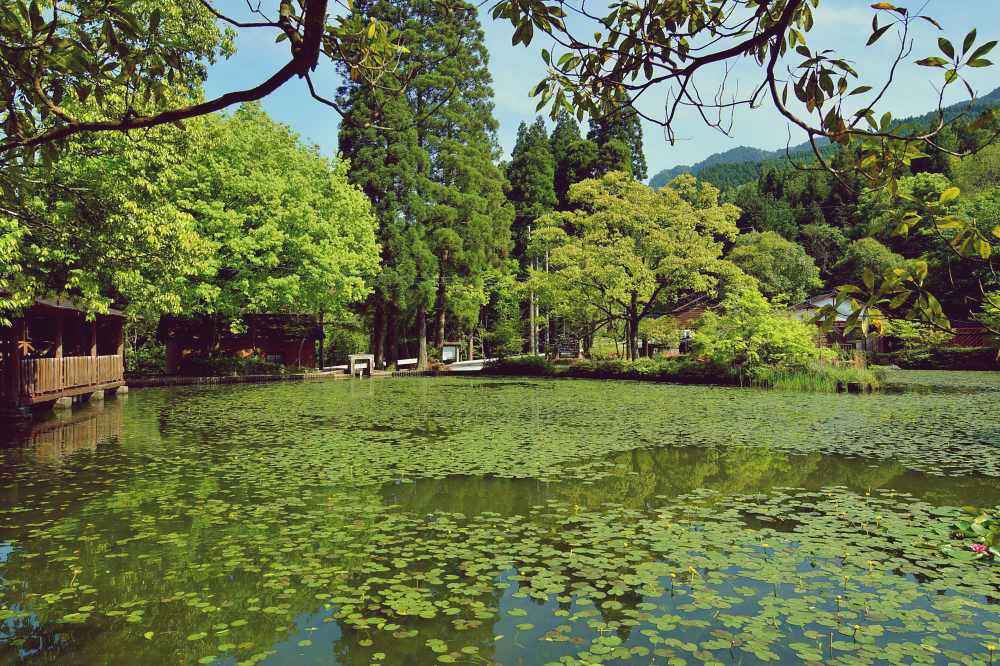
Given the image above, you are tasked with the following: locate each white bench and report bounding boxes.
[348,354,375,377]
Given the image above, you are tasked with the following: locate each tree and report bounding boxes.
[549,109,583,210]
[727,232,822,304]
[692,283,831,377]
[0,102,380,328]
[0,110,213,323]
[0,0,403,155]
[529,172,741,360]
[595,139,633,178]
[730,186,798,239]
[587,92,647,180]
[163,104,381,319]
[337,0,512,368]
[506,118,557,262]
[952,142,1000,193]
[833,238,906,286]
[494,0,994,192]
[337,3,432,368]
[799,223,848,278]
[405,0,513,352]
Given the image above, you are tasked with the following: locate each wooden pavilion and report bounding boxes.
[1,298,125,414]
[157,314,322,374]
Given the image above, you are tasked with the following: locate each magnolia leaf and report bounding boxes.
[862,268,876,291]
[967,40,997,62]
[938,38,955,59]
[867,25,892,46]
[939,187,961,204]
[963,29,977,54]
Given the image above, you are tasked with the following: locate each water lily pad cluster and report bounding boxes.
[944,507,1000,562]
[0,373,997,663]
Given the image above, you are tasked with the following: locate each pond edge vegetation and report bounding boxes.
[481,356,884,393]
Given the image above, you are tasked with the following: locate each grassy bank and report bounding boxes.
[480,356,884,393]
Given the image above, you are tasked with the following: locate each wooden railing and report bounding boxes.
[18,355,124,398]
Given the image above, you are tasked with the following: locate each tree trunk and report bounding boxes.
[628,292,640,361]
[434,258,447,349]
[468,332,474,360]
[317,312,325,369]
[386,303,399,366]
[372,297,386,370]
[529,291,537,354]
[417,303,429,370]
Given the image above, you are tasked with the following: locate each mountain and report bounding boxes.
[648,85,1000,191]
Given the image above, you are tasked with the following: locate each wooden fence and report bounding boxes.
[18,355,123,399]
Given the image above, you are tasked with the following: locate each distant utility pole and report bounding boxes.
[529,223,537,355]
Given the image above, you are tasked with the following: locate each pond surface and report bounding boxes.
[0,372,998,665]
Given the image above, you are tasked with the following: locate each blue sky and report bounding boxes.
[205,1,1000,178]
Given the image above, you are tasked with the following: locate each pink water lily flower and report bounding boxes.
[969,543,988,554]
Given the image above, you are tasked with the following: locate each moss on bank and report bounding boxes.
[480,355,883,393]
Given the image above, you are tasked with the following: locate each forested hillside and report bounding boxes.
[649,86,1000,191]
[721,106,999,326]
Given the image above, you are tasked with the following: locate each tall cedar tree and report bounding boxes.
[586,91,648,181]
[550,111,582,209]
[337,0,434,369]
[550,110,633,210]
[507,118,557,264]
[406,0,513,351]
[339,0,512,367]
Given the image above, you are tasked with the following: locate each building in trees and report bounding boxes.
[1,298,125,414]
[157,315,323,375]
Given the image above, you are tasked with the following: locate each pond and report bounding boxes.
[0,372,998,665]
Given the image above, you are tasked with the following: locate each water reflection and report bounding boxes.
[383,445,1000,516]
[0,397,123,465]
[0,375,996,664]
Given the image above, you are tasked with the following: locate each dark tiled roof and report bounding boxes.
[946,326,995,348]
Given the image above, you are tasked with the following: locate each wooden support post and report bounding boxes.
[89,319,98,385]
[115,317,125,384]
[2,323,19,404]
[17,317,27,399]
[54,311,63,359]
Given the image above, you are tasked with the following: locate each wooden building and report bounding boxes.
[158,314,322,374]
[1,298,125,414]
[793,293,887,354]
[643,296,716,357]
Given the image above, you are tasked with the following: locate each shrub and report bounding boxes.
[179,353,288,377]
[482,356,554,376]
[876,346,1000,371]
[126,342,166,377]
[485,318,522,359]
[477,352,877,393]
[691,284,831,377]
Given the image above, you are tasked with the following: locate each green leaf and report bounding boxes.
[938,38,955,59]
[867,25,891,46]
[963,29,977,54]
[939,187,961,204]
[862,268,876,291]
[967,40,997,62]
